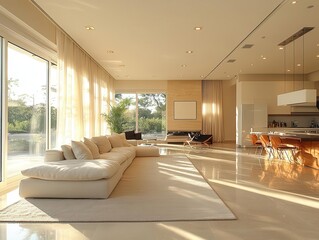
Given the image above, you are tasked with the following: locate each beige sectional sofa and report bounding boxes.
[19,134,160,199]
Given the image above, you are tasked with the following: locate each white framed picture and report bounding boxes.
[174,101,197,120]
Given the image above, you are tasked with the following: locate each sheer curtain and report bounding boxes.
[56,29,114,145]
[202,80,224,142]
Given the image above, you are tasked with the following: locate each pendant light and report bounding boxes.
[277,27,316,106]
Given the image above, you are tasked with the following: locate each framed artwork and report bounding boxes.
[174,101,197,120]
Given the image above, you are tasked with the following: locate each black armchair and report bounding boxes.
[184,132,213,147]
[124,130,142,140]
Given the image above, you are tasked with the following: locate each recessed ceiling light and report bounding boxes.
[287,69,291,72]
[316,54,319,58]
[297,63,301,67]
[292,1,297,4]
[85,26,95,30]
[194,27,202,31]
[181,64,187,67]
[106,50,114,54]
[279,46,284,50]
[186,50,193,54]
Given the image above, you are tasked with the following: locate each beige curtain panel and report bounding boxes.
[202,80,224,142]
[56,29,114,145]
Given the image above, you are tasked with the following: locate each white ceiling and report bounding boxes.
[32,0,319,81]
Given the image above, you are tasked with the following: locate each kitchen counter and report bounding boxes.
[251,129,319,169]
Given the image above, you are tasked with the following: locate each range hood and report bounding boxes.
[277,89,317,106]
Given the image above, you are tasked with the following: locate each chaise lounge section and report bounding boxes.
[19,134,160,199]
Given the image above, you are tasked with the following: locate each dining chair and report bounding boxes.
[250,134,263,155]
[259,134,274,159]
[269,135,298,163]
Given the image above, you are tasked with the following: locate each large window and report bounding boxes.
[115,93,166,140]
[7,43,51,177]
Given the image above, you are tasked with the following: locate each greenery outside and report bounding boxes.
[102,93,166,139]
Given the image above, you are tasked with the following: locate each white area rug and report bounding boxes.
[0,155,236,222]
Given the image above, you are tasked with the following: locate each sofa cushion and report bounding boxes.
[61,145,76,160]
[108,134,131,148]
[99,152,128,165]
[21,159,120,181]
[91,136,112,154]
[71,141,93,160]
[111,147,136,159]
[45,150,65,162]
[84,137,100,159]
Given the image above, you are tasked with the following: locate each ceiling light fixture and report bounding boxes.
[194,27,202,31]
[186,50,193,54]
[85,26,95,30]
[292,1,297,4]
[181,64,187,67]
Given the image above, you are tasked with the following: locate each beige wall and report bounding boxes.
[167,80,202,131]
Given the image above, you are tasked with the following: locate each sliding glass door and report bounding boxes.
[7,43,48,177]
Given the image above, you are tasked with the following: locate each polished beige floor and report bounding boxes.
[0,143,318,240]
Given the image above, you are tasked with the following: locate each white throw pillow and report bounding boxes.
[91,136,112,153]
[71,140,93,160]
[108,134,127,148]
[61,144,76,160]
[84,137,100,159]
